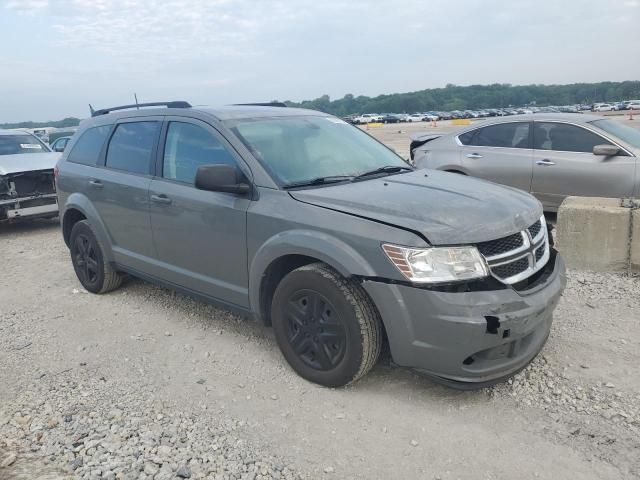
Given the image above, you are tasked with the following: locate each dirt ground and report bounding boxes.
[1,218,639,480]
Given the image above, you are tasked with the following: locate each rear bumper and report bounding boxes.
[362,252,566,387]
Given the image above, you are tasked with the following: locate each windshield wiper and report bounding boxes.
[282,175,354,189]
[353,165,413,181]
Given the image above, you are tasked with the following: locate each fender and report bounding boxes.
[62,193,115,263]
[249,229,378,320]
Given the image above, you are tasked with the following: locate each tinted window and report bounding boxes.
[105,122,159,174]
[66,126,110,165]
[533,122,612,152]
[163,122,236,184]
[590,119,640,149]
[459,122,530,148]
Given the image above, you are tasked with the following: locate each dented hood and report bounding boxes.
[289,169,542,245]
[0,152,60,176]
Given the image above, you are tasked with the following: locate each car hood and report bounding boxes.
[289,169,542,245]
[0,152,60,176]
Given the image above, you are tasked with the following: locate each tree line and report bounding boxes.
[283,81,640,116]
[3,81,639,128]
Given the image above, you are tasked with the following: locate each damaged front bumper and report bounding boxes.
[0,170,58,221]
[362,250,566,388]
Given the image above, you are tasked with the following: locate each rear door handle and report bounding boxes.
[151,194,172,205]
[466,153,483,159]
[88,179,103,189]
[536,159,556,166]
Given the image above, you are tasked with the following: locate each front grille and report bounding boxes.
[492,257,529,280]
[528,219,542,239]
[476,232,523,258]
[476,216,548,284]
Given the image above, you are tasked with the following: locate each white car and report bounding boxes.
[593,103,614,112]
[354,113,380,124]
[0,129,60,221]
[628,100,640,110]
[408,114,424,122]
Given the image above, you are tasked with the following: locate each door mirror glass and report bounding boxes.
[195,164,250,195]
[593,144,620,156]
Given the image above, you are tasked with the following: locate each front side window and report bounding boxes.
[459,122,530,148]
[0,134,49,156]
[67,126,111,165]
[533,122,613,153]
[163,122,236,184]
[590,119,640,149]
[105,122,159,174]
[228,116,407,185]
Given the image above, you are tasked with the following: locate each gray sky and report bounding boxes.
[1,0,639,122]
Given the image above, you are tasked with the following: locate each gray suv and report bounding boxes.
[56,101,566,388]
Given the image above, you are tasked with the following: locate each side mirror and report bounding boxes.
[195,164,250,195]
[53,144,65,152]
[593,144,619,156]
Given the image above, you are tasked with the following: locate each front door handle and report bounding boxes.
[151,194,172,205]
[466,153,483,159]
[88,179,103,189]
[536,159,556,166]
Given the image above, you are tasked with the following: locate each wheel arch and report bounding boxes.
[249,230,378,325]
[61,193,114,262]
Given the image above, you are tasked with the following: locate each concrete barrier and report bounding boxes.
[555,197,638,272]
[632,209,640,271]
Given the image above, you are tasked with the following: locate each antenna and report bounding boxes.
[134,93,140,109]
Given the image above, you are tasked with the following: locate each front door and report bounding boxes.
[148,118,251,308]
[458,121,534,192]
[530,121,637,210]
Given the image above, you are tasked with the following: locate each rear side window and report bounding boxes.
[106,122,159,174]
[67,126,111,165]
[163,122,236,184]
[533,122,613,153]
[459,122,530,148]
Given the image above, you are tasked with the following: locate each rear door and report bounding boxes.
[530,121,636,209]
[148,117,251,307]
[89,118,161,272]
[458,121,534,192]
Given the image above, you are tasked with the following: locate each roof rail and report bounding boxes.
[233,102,287,108]
[90,101,192,117]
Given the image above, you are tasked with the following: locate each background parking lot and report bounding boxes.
[1,148,639,479]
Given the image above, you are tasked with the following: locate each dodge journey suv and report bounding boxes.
[56,101,566,388]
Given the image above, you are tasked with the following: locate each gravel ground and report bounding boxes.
[1,219,639,479]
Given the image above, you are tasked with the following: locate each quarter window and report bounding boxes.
[66,126,111,165]
[459,122,530,148]
[105,122,159,174]
[163,122,236,184]
[533,122,613,153]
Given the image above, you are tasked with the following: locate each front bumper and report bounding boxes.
[0,194,58,221]
[362,251,566,387]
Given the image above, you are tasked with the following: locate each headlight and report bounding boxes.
[382,244,489,283]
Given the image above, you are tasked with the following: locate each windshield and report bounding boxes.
[590,119,640,149]
[227,116,409,186]
[0,134,49,156]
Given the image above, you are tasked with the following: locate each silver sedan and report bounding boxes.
[412,114,640,211]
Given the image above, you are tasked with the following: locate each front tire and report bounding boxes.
[69,220,123,294]
[271,263,382,387]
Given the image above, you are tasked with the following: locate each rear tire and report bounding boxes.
[69,220,122,294]
[271,263,382,387]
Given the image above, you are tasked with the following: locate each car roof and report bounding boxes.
[83,105,326,124]
[0,128,32,136]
